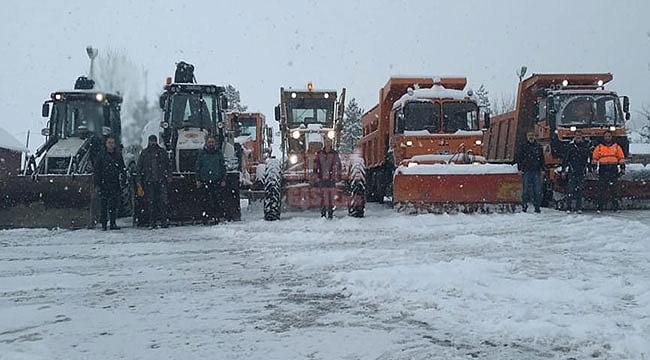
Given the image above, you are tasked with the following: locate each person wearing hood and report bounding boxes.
[592,130,625,212]
[514,131,545,213]
[195,135,227,224]
[561,130,591,213]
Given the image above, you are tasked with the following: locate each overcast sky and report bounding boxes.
[1,0,649,149]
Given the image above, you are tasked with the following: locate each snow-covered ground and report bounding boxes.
[1,204,649,359]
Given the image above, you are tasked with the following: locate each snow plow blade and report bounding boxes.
[393,164,521,213]
[0,175,95,229]
[576,163,650,210]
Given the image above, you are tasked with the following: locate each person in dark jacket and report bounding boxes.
[195,135,227,224]
[137,134,170,228]
[562,131,591,213]
[515,131,545,213]
[592,130,626,212]
[313,139,342,219]
[95,136,126,230]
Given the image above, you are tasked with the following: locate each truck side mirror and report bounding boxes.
[42,103,50,118]
[625,112,631,121]
[274,105,280,122]
[547,96,556,114]
[622,96,630,113]
[483,113,490,129]
[41,128,50,137]
[220,95,230,111]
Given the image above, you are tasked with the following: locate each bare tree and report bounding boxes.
[93,48,148,145]
[490,92,516,115]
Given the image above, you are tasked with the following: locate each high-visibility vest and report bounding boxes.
[592,142,625,165]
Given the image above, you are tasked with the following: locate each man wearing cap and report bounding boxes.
[562,131,591,213]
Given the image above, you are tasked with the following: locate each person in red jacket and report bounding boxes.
[592,130,625,212]
[313,139,342,219]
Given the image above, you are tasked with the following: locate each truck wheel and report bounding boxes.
[348,156,365,218]
[263,159,282,221]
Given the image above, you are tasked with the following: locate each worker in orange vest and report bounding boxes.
[592,130,625,212]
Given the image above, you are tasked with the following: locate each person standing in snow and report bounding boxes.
[592,130,625,212]
[313,138,342,219]
[137,134,170,228]
[95,136,126,230]
[561,130,591,213]
[195,135,227,224]
[515,131,545,213]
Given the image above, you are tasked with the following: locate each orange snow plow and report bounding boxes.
[358,76,521,213]
[392,153,521,213]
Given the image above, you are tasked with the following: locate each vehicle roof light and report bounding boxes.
[95,93,105,102]
[291,92,297,99]
[324,93,329,99]
[54,93,63,100]
[166,76,172,85]
[307,82,313,91]
[562,79,569,87]
[597,79,604,87]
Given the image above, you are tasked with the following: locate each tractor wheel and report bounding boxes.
[263,159,282,221]
[348,156,365,218]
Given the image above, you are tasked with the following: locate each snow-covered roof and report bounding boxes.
[393,84,478,109]
[0,127,28,152]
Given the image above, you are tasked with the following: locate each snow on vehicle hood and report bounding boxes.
[396,163,519,175]
[46,138,85,158]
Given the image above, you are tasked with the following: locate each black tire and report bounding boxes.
[348,156,365,218]
[263,159,282,221]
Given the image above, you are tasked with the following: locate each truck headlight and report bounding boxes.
[474,139,482,146]
[327,130,335,139]
[570,126,577,132]
[289,154,299,164]
[609,126,616,132]
[405,140,413,146]
[407,162,418,168]
[292,130,301,139]
[95,93,105,102]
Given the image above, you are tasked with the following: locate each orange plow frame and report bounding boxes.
[393,164,522,213]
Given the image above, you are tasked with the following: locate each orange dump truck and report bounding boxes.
[226,112,273,195]
[358,77,521,213]
[484,72,650,209]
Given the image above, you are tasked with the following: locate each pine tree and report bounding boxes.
[224,85,247,112]
[340,98,363,153]
[475,84,491,115]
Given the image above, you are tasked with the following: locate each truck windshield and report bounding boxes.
[401,101,440,133]
[53,100,106,138]
[287,98,334,125]
[234,117,257,141]
[170,93,216,130]
[558,95,622,127]
[442,102,479,132]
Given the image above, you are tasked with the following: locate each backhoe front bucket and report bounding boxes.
[393,163,521,213]
[1,174,95,229]
[133,171,241,226]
